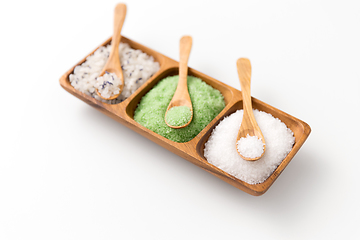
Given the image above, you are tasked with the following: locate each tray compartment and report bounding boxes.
[60,36,167,108]
[126,66,234,120]
[196,98,311,195]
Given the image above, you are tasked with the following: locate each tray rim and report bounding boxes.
[59,35,311,196]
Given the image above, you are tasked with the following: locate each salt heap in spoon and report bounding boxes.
[237,134,265,159]
[95,72,122,99]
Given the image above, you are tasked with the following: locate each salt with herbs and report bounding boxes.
[95,72,122,99]
[69,43,160,104]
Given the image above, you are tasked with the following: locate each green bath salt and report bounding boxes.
[134,75,225,143]
[166,106,192,127]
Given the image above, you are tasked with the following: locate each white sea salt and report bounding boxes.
[204,109,295,184]
[237,135,264,159]
[95,72,122,99]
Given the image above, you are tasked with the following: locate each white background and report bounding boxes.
[1,0,359,239]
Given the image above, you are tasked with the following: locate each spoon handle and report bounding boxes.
[112,4,126,45]
[237,58,254,123]
[236,58,266,160]
[109,4,127,61]
[177,36,192,98]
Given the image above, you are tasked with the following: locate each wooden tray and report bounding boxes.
[59,36,311,196]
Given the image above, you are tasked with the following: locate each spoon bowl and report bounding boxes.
[236,58,266,161]
[95,3,126,101]
[165,36,193,129]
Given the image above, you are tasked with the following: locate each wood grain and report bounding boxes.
[59,36,311,196]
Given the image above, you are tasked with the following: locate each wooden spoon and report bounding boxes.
[165,36,193,129]
[96,3,126,100]
[236,58,266,161]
